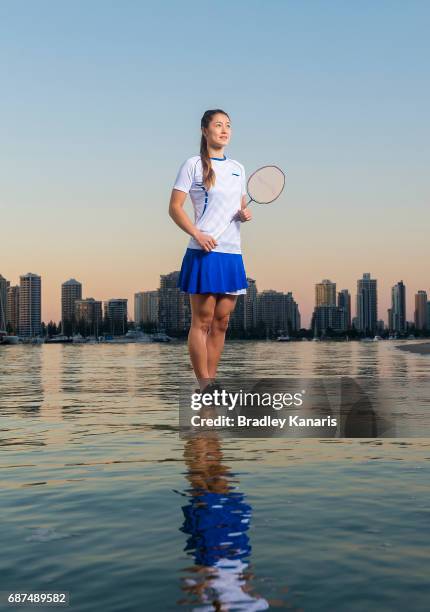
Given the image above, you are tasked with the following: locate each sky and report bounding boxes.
[1,0,428,327]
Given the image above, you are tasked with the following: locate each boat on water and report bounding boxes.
[0,331,20,344]
[72,334,86,343]
[45,335,73,344]
[151,332,173,343]
[125,330,152,343]
[19,336,45,344]
[276,335,291,342]
[101,330,154,344]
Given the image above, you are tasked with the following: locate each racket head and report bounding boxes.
[247,165,285,204]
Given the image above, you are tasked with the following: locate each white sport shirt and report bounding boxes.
[173,154,246,254]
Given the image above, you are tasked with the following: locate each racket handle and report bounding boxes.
[213,219,233,241]
[212,201,252,242]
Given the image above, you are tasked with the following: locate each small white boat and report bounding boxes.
[45,335,72,343]
[103,330,153,343]
[72,334,86,343]
[276,335,291,342]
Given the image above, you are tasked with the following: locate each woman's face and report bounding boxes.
[202,113,231,148]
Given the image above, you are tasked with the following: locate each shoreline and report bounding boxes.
[395,342,430,355]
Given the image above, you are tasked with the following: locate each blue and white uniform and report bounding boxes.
[174,154,249,295]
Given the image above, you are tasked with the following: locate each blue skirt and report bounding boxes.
[178,248,248,294]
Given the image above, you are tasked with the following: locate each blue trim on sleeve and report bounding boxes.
[198,185,209,221]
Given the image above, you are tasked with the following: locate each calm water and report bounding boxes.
[1,341,429,611]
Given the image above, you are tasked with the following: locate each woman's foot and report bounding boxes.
[193,382,219,406]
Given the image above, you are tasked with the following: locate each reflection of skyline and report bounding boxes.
[0,347,43,413]
[60,344,130,417]
[179,431,270,610]
[6,348,44,415]
[0,347,46,449]
[1,340,428,452]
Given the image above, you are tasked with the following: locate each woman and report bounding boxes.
[169,109,252,393]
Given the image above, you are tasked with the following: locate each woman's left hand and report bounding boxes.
[237,208,252,222]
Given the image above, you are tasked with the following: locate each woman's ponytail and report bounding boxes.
[200,109,229,190]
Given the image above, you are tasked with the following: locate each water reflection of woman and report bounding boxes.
[179,431,269,611]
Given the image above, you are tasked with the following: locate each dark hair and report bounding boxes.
[200,108,230,190]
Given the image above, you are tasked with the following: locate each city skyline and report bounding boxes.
[4,268,430,327]
[1,269,429,333]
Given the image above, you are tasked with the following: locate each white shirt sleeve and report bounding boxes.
[240,164,247,197]
[173,158,194,193]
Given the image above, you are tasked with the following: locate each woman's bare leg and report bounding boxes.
[206,294,238,379]
[188,294,217,390]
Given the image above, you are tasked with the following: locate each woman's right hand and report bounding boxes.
[193,229,218,252]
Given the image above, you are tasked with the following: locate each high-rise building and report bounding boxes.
[19,273,42,337]
[311,305,348,335]
[7,285,20,334]
[229,293,246,332]
[414,291,428,330]
[338,289,351,329]
[406,320,416,332]
[257,290,284,333]
[0,274,8,330]
[104,299,128,335]
[257,290,301,334]
[285,292,301,332]
[356,273,377,335]
[315,279,336,307]
[390,281,406,333]
[230,278,258,332]
[75,298,102,336]
[244,278,258,330]
[61,278,82,333]
[135,291,159,326]
[158,272,191,333]
[311,284,349,335]
[387,308,392,331]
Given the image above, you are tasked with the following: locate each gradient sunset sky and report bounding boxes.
[1,1,428,327]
